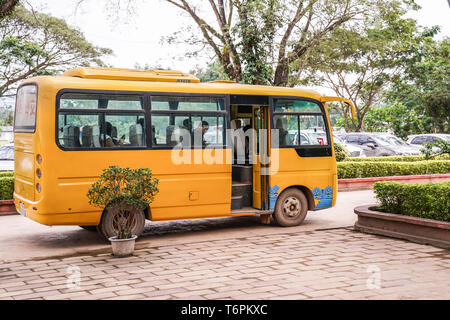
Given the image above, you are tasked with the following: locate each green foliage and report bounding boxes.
[87,166,159,211]
[87,166,159,238]
[164,0,412,86]
[337,160,450,179]
[233,0,277,85]
[0,175,13,200]
[374,181,450,222]
[0,106,13,125]
[0,171,13,177]
[334,142,349,162]
[344,154,450,162]
[384,32,450,133]
[0,0,18,21]
[190,60,231,82]
[0,5,112,96]
[306,4,423,132]
[362,103,435,139]
[421,140,450,160]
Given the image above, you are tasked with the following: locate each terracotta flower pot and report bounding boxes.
[108,235,138,257]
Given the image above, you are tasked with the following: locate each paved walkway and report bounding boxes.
[0,190,375,262]
[1,228,449,300]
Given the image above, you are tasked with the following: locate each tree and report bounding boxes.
[303,4,422,132]
[0,0,19,20]
[189,59,230,82]
[0,106,13,125]
[385,33,449,133]
[362,103,434,139]
[163,0,413,86]
[0,5,112,97]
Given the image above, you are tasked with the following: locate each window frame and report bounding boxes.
[270,96,332,152]
[14,83,39,133]
[55,89,231,151]
[56,89,148,151]
[149,92,229,150]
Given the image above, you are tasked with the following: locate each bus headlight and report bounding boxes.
[36,154,42,164]
[36,183,41,193]
[36,169,42,179]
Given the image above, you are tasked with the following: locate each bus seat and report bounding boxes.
[152,125,157,145]
[129,124,143,146]
[111,126,118,139]
[63,125,81,148]
[81,125,100,148]
[231,120,245,162]
[166,125,179,146]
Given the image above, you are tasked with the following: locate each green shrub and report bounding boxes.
[421,140,450,160]
[334,142,349,162]
[337,160,450,179]
[87,166,159,239]
[0,171,14,177]
[0,176,14,200]
[373,181,450,222]
[344,154,450,162]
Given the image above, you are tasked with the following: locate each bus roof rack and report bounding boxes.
[63,67,200,83]
[208,80,237,84]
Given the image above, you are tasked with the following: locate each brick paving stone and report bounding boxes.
[0,228,449,300]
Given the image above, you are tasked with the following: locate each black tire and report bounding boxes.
[79,226,97,231]
[273,188,308,227]
[97,207,146,239]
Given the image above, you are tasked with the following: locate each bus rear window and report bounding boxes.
[15,85,37,133]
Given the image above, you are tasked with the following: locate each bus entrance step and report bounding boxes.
[231,195,243,210]
[232,182,252,207]
[232,165,253,183]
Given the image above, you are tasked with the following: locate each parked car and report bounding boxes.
[372,133,422,155]
[407,134,450,146]
[333,135,366,157]
[342,133,396,157]
[0,143,14,171]
[288,130,315,145]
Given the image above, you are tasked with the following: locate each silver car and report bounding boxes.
[333,135,366,157]
[342,133,396,157]
[373,133,421,155]
[407,134,450,146]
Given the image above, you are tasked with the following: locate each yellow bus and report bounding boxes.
[13,67,355,238]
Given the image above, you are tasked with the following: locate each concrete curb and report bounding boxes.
[0,199,16,216]
[339,173,450,191]
[354,204,450,250]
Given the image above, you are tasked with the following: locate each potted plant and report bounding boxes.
[87,166,159,257]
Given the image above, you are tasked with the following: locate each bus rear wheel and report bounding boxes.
[273,188,308,227]
[97,207,146,240]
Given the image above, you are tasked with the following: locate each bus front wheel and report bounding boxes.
[97,208,146,240]
[273,188,308,227]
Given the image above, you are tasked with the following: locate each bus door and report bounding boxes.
[252,106,269,210]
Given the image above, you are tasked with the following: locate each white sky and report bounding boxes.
[27,0,450,74]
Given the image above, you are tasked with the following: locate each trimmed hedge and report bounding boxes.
[0,176,14,200]
[334,142,349,162]
[344,154,450,162]
[337,160,450,179]
[374,181,450,222]
[0,171,13,178]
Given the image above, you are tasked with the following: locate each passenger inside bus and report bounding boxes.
[101,121,124,147]
[275,118,289,146]
[193,120,209,147]
[231,119,245,164]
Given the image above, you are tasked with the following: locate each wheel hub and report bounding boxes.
[282,197,301,218]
